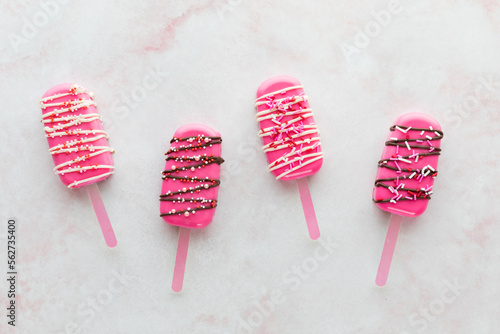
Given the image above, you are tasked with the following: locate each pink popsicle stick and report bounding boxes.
[296,177,320,240]
[86,183,117,248]
[375,214,402,287]
[172,227,191,293]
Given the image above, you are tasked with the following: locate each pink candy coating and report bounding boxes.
[255,76,323,180]
[372,112,442,217]
[160,124,222,229]
[41,83,114,189]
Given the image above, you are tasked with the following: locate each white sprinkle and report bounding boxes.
[390,137,398,140]
[398,157,412,164]
[395,126,406,133]
[426,135,432,140]
[390,200,397,204]
[429,126,433,130]
[428,166,435,172]
[405,141,411,150]
[434,131,441,137]
[409,172,416,179]
[420,130,425,135]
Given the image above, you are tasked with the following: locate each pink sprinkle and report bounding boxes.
[396,194,403,201]
[427,140,433,147]
[405,196,413,200]
[396,145,399,154]
[394,161,401,171]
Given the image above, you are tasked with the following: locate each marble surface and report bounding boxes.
[1,0,499,333]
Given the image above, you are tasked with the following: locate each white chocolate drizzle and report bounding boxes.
[40,84,114,188]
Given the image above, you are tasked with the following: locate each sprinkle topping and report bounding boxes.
[374,125,443,204]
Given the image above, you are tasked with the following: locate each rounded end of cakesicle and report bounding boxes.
[42,83,77,100]
[393,111,442,131]
[174,123,221,139]
[256,75,301,99]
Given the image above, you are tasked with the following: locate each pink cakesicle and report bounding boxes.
[160,124,224,292]
[255,76,323,240]
[373,112,443,286]
[40,83,117,248]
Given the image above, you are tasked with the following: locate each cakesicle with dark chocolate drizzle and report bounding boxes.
[373,112,443,287]
[159,124,224,292]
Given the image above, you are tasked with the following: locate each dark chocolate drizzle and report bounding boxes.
[162,156,224,173]
[373,125,443,204]
[160,134,223,217]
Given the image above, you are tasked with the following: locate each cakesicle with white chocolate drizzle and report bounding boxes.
[40,83,117,248]
[254,75,323,240]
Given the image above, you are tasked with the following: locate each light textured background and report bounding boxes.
[1,0,499,333]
